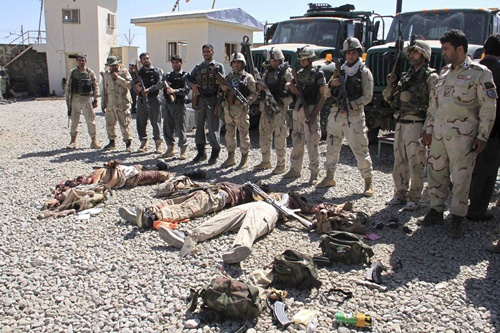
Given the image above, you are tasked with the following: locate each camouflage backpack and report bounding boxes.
[273,250,322,290]
[319,231,374,265]
[188,275,261,320]
[315,202,369,234]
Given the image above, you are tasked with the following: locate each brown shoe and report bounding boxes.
[90,136,101,149]
[254,161,272,170]
[66,135,77,149]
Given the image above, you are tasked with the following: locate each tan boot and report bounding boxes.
[66,135,77,149]
[90,136,101,149]
[162,145,175,158]
[221,152,236,168]
[137,139,148,152]
[154,140,163,154]
[272,164,286,174]
[237,153,249,170]
[179,146,187,160]
[254,161,272,170]
[283,169,301,179]
[316,170,336,188]
[363,177,374,197]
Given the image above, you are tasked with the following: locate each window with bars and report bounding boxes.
[62,9,80,24]
[107,13,116,29]
[167,41,188,62]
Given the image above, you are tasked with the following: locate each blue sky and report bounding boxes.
[1,0,499,52]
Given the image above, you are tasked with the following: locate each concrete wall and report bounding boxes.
[5,49,49,97]
[34,0,118,96]
[138,19,257,74]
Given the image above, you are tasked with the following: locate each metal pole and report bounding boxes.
[212,0,216,9]
[38,0,44,43]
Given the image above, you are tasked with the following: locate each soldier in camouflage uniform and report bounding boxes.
[420,30,497,238]
[283,45,326,184]
[189,44,225,165]
[220,52,258,169]
[316,38,374,196]
[65,53,101,149]
[101,56,133,152]
[254,47,293,174]
[382,40,438,210]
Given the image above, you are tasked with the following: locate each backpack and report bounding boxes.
[319,231,374,265]
[273,250,322,290]
[188,275,261,320]
[315,202,369,234]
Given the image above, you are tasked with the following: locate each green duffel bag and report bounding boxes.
[273,250,322,290]
[319,231,374,265]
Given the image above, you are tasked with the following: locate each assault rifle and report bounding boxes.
[216,71,249,108]
[332,59,351,127]
[244,182,314,230]
[256,70,281,115]
[132,60,151,111]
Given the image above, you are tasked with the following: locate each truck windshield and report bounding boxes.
[386,11,489,45]
[271,20,340,47]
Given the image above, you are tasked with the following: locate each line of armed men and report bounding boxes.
[64,29,500,243]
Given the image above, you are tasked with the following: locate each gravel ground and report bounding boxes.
[1,99,499,333]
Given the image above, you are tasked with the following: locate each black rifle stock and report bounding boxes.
[216,72,249,108]
[332,59,351,127]
[133,61,151,111]
[245,182,313,230]
[162,75,176,103]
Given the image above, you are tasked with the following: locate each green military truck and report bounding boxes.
[365,7,500,142]
[250,3,384,134]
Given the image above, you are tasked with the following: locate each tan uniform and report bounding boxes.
[324,61,374,178]
[383,65,439,203]
[425,56,497,216]
[66,67,99,138]
[258,67,293,167]
[223,70,258,155]
[289,67,326,174]
[101,66,133,142]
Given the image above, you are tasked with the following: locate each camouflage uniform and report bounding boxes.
[425,56,496,217]
[383,64,438,204]
[323,59,374,186]
[288,67,326,177]
[101,65,133,143]
[66,67,99,139]
[222,69,258,162]
[257,63,293,172]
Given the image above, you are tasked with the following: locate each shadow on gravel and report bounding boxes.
[464,245,500,331]
[19,148,69,159]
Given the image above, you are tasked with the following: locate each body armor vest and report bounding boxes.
[344,66,363,101]
[298,67,320,105]
[227,72,251,98]
[264,63,289,100]
[70,68,93,95]
[396,65,436,118]
[164,70,186,102]
[195,63,219,93]
[139,67,161,97]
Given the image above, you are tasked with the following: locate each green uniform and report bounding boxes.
[425,56,497,216]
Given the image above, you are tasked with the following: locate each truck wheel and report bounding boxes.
[367,128,380,144]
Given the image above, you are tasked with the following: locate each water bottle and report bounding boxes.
[335,312,372,327]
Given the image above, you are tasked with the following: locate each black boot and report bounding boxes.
[184,170,208,180]
[192,144,207,163]
[449,215,466,239]
[208,148,220,165]
[103,140,116,150]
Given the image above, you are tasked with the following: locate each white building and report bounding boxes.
[34,0,127,96]
[131,8,264,74]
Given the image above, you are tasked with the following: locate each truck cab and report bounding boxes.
[365,7,500,142]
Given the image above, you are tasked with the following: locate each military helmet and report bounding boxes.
[406,40,431,61]
[230,52,246,66]
[342,37,364,53]
[266,47,285,61]
[297,45,315,60]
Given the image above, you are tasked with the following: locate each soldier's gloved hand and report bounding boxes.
[421,133,432,146]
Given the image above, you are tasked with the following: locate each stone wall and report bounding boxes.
[5,48,49,97]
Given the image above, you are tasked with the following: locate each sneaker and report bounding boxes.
[402,201,419,211]
[385,197,406,205]
[118,207,139,224]
[158,226,186,248]
[222,245,252,264]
